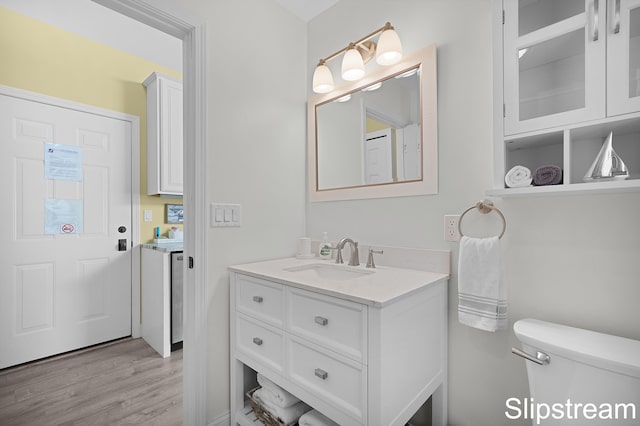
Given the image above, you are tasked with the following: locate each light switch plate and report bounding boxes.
[211,203,242,227]
[143,210,153,222]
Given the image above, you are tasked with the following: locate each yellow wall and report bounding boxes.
[0,7,182,243]
[365,117,388,133]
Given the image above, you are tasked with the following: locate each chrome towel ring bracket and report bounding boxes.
[458,199,507,239]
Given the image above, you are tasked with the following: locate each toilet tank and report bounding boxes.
[513,319,640,425]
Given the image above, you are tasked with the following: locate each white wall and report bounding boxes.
[169,0,307,421]
[307,1,640,425]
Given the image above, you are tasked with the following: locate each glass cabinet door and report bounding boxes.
[503,0,606,135]
[607,0,640,116]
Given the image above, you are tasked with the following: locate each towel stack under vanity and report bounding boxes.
[253,374,311,425]
[299,409,339,426]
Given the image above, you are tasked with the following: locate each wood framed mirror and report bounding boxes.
[308,44,438,202]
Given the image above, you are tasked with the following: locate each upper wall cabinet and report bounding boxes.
[144,72,183,196]
[491,0,640,196]
[503,0,640,135]
[607,0,640,116]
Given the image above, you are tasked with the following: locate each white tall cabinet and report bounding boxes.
[491,0,640,196]
[143,72,183,196]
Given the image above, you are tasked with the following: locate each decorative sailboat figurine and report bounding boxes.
[583,131,629,181]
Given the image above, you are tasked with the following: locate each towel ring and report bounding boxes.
[458,200,506,239]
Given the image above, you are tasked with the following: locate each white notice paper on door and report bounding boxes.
[44,142,82,181]
[45,199,83,235]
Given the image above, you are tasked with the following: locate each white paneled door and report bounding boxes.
[0,89,133,369]
[364,129,394,185]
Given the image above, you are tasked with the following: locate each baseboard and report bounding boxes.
[209,411,230,426]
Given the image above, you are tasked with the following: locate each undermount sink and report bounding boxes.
[284,263,374,281]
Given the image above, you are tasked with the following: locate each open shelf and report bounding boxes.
[491,112,640,197]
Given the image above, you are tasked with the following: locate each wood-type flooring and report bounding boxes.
[0,338,182,425]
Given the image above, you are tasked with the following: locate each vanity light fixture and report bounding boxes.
[312,22,403,93]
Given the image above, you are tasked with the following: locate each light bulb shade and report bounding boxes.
[312,63,334,93]
[341,47,365,81]
[376,28,403,65]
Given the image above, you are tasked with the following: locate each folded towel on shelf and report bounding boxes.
[299,409,339,426]
[458,236,507,332]
[257,373,301,408]
[504,165,532,188]
[253,388,311,426]
[533,165,563,186]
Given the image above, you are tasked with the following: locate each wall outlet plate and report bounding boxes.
[444,214,461,242]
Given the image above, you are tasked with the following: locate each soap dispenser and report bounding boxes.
[318,232,332,260]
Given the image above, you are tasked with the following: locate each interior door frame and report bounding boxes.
[90,1,209,424]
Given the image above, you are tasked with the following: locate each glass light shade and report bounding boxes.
[312,63,334,93]
[376,28,403,65]
[341,48,365,81]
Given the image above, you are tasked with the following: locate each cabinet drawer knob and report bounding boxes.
[252,337,263,346]
[314,368,328,380]
[314,316,328,326]
[252,296,263,303]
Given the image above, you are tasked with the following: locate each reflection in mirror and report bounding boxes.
[316,68,420,190]
[308,44,438,202]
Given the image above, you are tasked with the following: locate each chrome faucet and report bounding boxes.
[335,237,360,266]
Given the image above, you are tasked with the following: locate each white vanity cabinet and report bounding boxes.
[491,0,640,196]
[229,257,449,426]
[143,72,183,196]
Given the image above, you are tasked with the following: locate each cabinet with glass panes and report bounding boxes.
[490,0,640,196]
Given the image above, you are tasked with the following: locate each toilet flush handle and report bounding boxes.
[511,347,550,365]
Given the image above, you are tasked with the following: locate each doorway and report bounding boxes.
[89,1,209,424]
[0,1,208,423]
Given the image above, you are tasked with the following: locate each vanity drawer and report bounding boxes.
[236,314,284,373]
[287,286,367,362]
[288,336,366,424]
[236,274,284,327]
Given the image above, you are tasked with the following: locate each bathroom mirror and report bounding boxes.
[308,44,437,202]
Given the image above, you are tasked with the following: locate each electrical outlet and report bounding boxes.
[444,214,461,242]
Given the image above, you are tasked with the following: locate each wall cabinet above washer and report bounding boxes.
[143,72,183,196]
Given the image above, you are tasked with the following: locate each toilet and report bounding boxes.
[512,318,640,425]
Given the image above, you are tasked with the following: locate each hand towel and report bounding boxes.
[253,388,311,426]
[257,373,301,408]
[458,236,507,332]
[533,165,562,186]
[504,165,532,188]
[299,409,339,426]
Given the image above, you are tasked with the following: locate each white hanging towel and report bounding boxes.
[458,236,507,332]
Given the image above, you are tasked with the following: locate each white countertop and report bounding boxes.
[142,242,184,253]
[229,257,449,307]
